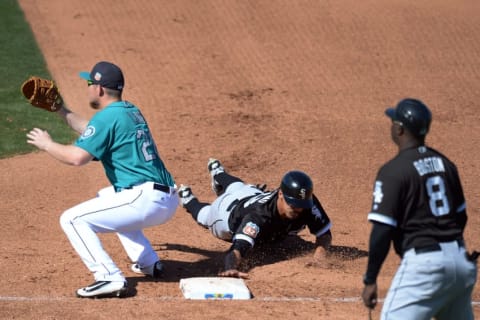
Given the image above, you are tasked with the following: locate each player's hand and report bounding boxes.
[218,269,249,279]
[27,128,53,151]
[361,283,378,309]
[305,258,332,269]
[305,244,332,268]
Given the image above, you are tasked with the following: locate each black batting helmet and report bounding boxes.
[385,98,432,137]
[280,170,313,209]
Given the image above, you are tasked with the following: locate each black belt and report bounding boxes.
[414,243,441,254]
[153,183,170,193]
[414,239,464,254]
[119,183,171,193]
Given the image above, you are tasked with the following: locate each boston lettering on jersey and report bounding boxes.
[413,157,445,176]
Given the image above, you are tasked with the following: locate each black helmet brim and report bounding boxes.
[284,194,313,209]
[385,108,396,120]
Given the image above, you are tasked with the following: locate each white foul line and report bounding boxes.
[0,295,479,305]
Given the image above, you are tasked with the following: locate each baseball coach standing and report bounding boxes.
[361,98,477,319]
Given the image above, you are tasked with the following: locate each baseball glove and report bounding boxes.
[21,76,63,112]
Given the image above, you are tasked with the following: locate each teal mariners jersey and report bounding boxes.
[75,101,175,191]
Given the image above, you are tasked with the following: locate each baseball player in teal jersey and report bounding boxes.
[27,61,178,298]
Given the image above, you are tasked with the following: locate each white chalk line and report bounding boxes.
[0,295,479,306]
[0,295,357,302]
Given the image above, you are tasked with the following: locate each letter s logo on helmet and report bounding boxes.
[280,170,314,209]
[385,98,432,137]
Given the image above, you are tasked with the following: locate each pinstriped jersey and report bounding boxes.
[367,146,467,255]
[228,189,331,247]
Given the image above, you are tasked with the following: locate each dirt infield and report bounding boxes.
[2,1,479,319]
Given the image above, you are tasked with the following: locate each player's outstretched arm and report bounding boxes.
[27,128,93,165]
[57,105,89,135]
[305,231,332,268]
[313,231,332,260]
[218,249,249,279]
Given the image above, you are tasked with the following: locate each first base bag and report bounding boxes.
[179,277,252,300]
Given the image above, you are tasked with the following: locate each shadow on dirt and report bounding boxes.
[126,242,225,288]
[242,236,368,271]
[126,237,367,290]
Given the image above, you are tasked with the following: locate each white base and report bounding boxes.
[179,277,252,300]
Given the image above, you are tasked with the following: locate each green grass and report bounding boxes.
[0,0,76,158]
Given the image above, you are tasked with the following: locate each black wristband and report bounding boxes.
[363,274,376,285]
[231,239,252,257]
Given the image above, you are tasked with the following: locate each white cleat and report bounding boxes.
[76,280,127,299]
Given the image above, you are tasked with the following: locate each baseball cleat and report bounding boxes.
[131,260,164,278]
[207,158,224,195]
[178,184,196,206]
[207,158,224,177]
[76,280,127,299]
